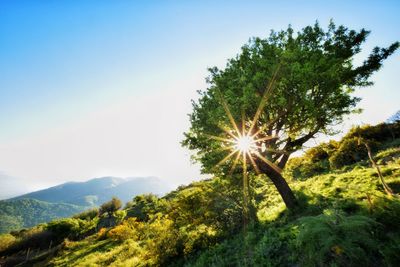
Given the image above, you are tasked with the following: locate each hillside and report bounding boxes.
[0,199,85,233]
[0,123,399,266]
[0,176,171,234]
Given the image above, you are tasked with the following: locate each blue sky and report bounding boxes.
[0,0,399,197]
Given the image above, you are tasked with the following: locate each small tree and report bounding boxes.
[126,194,163,221]
[99,197,122,219]
[183,21,398,210]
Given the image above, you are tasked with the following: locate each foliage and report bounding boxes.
[73,208,99,220]
[183,20,398,176]
[182,21,398,211]
[296,210,379,266]
[1,123,400,266]
[285,122,400,179]
[329,137,370,169]
[126,193,167,221]
[99,197,122,218]
[166,178,244,234]
[107,218,141,241]
[0,234,16,252]
[0,198,85,234]
[46,217,97,240]
[0,226,55,257]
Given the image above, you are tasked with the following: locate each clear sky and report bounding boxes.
[0,0,399,198]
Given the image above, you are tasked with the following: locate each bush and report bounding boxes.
[0,226,55,256]
[126,194,166,222]
[99,197,122,218]
[73,208,99,220]
[107,218,141,241]
[46,218,97,240]
[143,215,181,265]
[329,137,374,169]
[375,147,400,164]
[0,234,16,252]
[285,157,330,180]
[181,224,217,255]
[346,122,400,142]
[296,210,379,266]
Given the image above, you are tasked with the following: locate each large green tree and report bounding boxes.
[183,21,398,210]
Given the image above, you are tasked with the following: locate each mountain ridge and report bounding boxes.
[0,176,172,233]
[11,176,170,206]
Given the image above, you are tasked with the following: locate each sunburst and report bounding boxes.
[208,65,282,176]
[205,65,282,222]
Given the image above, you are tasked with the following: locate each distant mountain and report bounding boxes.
[0,176,171,233]
[0,198,85,233]
[12,176,170,206]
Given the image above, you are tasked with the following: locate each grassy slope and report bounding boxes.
[0,199,86,233]
[183,163,400,267]
[42,158,400,267]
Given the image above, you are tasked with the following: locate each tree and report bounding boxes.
[126,194,165,222]
[99,197,122,218]
[182,21,398,210]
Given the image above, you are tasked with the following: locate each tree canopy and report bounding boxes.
[99,197,122,218]
[183,21,398,209]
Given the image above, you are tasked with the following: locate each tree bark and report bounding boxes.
[258,160,298,210]
[364,142,395,196]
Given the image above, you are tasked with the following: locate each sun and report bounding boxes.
[234,135,256,153]
[204,65,282,224]
[206,64,284,176]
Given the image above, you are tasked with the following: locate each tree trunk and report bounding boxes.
[258,161,298,210]
[364,142,395,196]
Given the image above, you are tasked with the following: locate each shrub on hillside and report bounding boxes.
[73,208,99,221]
[285,143,333,179]
[346,122,400,142]
[0,234,16,253]
[296,210,379,266]
[126,194,167,222]
[142,214,182,265]
[181,224,217,255]
[46,218,97,240]
[375,147,400,164]
[285,157,330,180]
[329,137,378,169]
[107,218,142,241]
[99,197,122,218]
[0,226,55,256]
[167,178,244,235]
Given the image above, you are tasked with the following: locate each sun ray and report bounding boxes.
[204,134,237,144]
[214,145,236,153]
[248,65,281,134]
[217,124,238,140]
[215,89,241,135]
[229,150,242,176]
[241,108,246,136]
[253,151,282,174]
[249,124,267,138]
[254,135,278,143]
[214,150,238,170]
[247,151,260,175]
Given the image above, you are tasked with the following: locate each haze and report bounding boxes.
[0,1,399,198]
